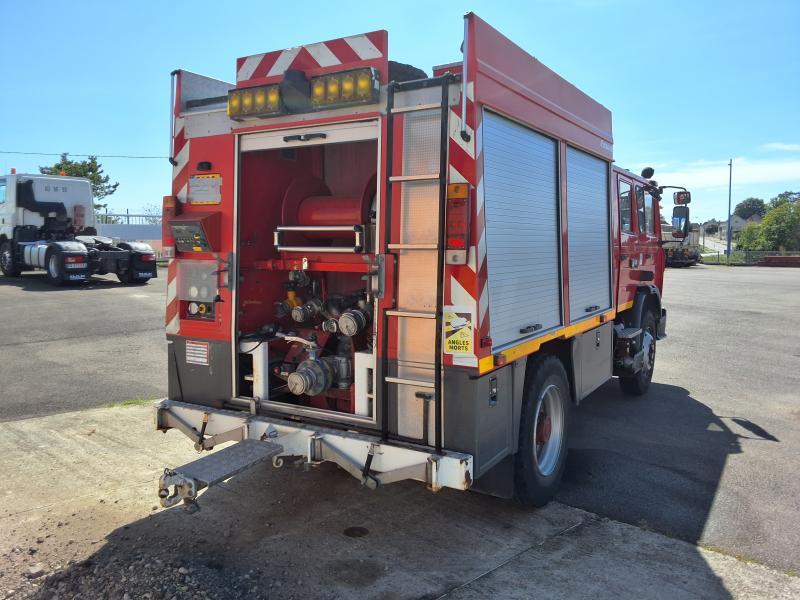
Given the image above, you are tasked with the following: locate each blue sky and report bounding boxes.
[1,0,798,222]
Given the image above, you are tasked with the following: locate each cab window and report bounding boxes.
[635,185,647,234]
[618,179,632,233]
[0,180,6,205]
[643,191,656,234]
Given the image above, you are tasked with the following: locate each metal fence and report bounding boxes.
[701,250,800,266]
[96,210,162,225]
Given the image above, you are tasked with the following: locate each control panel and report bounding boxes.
[169,212,221,254]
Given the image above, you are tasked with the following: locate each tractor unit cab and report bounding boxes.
[0,173,157,285]
[156,14,671,510]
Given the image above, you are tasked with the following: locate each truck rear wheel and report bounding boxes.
[116,268,149,285]
[619,310,657,396]
[515,355,570,507]
[45,248,66,286]
[0,241,22,277]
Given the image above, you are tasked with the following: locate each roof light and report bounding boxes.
[310,68,379,109]
[227,84,283,120]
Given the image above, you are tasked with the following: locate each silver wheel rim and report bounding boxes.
[48,254,59,278]
[0,249,10,270]
[533,383,565,476]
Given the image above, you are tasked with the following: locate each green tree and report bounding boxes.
[733,197,766,220]
[768,191,800,210]
[39,153,119,211]
[760,201,800,251]
[736,223,767,250]
[704,223,719,235]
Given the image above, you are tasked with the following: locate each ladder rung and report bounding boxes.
[390,103,442,114]
[389,174,439,182]
[386,310,436,319]
[387,243,438,250]
[385,376,435,389]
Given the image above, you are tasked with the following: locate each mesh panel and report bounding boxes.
[402,110,441,176]
[400,180,439,244]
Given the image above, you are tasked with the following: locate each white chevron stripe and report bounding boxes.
[449,110,475,158]
[305,42,341,67]
[467,81,474,101]
[172,142,189,180]
[267,47,301,77]
[466,245,476,273]
[450,275,474,307]
[448,164,467,183]
[452,353,478,367]
[479,286,489,325]
[174,116,185,138]
[166,315,180,334]
[345,34,382,59]
[237,53,266,82]
[477,228,486,270]
[176,182,188,204]
[166,277,177,304]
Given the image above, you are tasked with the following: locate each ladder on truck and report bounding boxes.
[378,73,455,454]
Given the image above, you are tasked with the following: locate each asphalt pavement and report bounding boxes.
[1,264,798,579]
[0,270,166,421]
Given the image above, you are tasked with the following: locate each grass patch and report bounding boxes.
[106,397,158,408]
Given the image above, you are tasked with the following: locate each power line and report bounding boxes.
[0,150,168,160]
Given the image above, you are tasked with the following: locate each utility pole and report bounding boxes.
[726,159,733,265]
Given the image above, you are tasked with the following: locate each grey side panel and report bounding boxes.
[167,337,231,408]
[443,365,515,478]
[571,321,613,401]
[482,110,562,349]
[566,146,611,322]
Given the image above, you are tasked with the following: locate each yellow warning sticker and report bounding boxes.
[444,306,473,355]
[188,173,222,205]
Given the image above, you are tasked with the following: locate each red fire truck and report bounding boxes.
[156,13,690,510]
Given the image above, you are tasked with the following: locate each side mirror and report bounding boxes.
[674,190,691,205]
[671,205,690,240]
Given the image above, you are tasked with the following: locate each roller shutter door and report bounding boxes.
[566,146,611,323]
[482,110,562,350]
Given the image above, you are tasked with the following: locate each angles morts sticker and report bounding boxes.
[444,306,474,356]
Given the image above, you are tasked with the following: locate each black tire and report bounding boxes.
[619,310,657,396]
[0,240,22,277]
[116,267,150,285]
[44,248,66,286]
[515,355,571,507]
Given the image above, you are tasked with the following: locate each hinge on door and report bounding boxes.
[364,254,385,298]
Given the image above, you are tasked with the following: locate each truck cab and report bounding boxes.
[0,173,157,285]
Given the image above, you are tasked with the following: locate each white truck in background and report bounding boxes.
[0,172,157,285]
[662,222,701,267]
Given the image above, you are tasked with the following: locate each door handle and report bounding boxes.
[520,323,542,334]
[584,305,600,313]
[283,132,327,143]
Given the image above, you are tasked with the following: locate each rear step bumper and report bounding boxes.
[155,400,474,508]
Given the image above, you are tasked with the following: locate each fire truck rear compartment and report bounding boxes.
[235,137,378,422]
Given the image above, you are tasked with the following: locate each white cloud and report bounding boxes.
[762,142,800,152]
[654,157,800,192]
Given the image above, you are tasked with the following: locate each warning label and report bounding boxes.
[444,307,473,356]
[188,174,222,205]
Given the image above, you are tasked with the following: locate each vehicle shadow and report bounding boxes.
[25,386,759,599]
[0,272,139,292]
[559,380,774,547]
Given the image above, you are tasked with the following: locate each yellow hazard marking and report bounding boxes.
[478,307,618,374]
[444,310,473,355]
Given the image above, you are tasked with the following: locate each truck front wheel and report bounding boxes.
[0,241,22,277]
[515,355,570,507]
[619,310,657,396]
[45,249,66,286]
